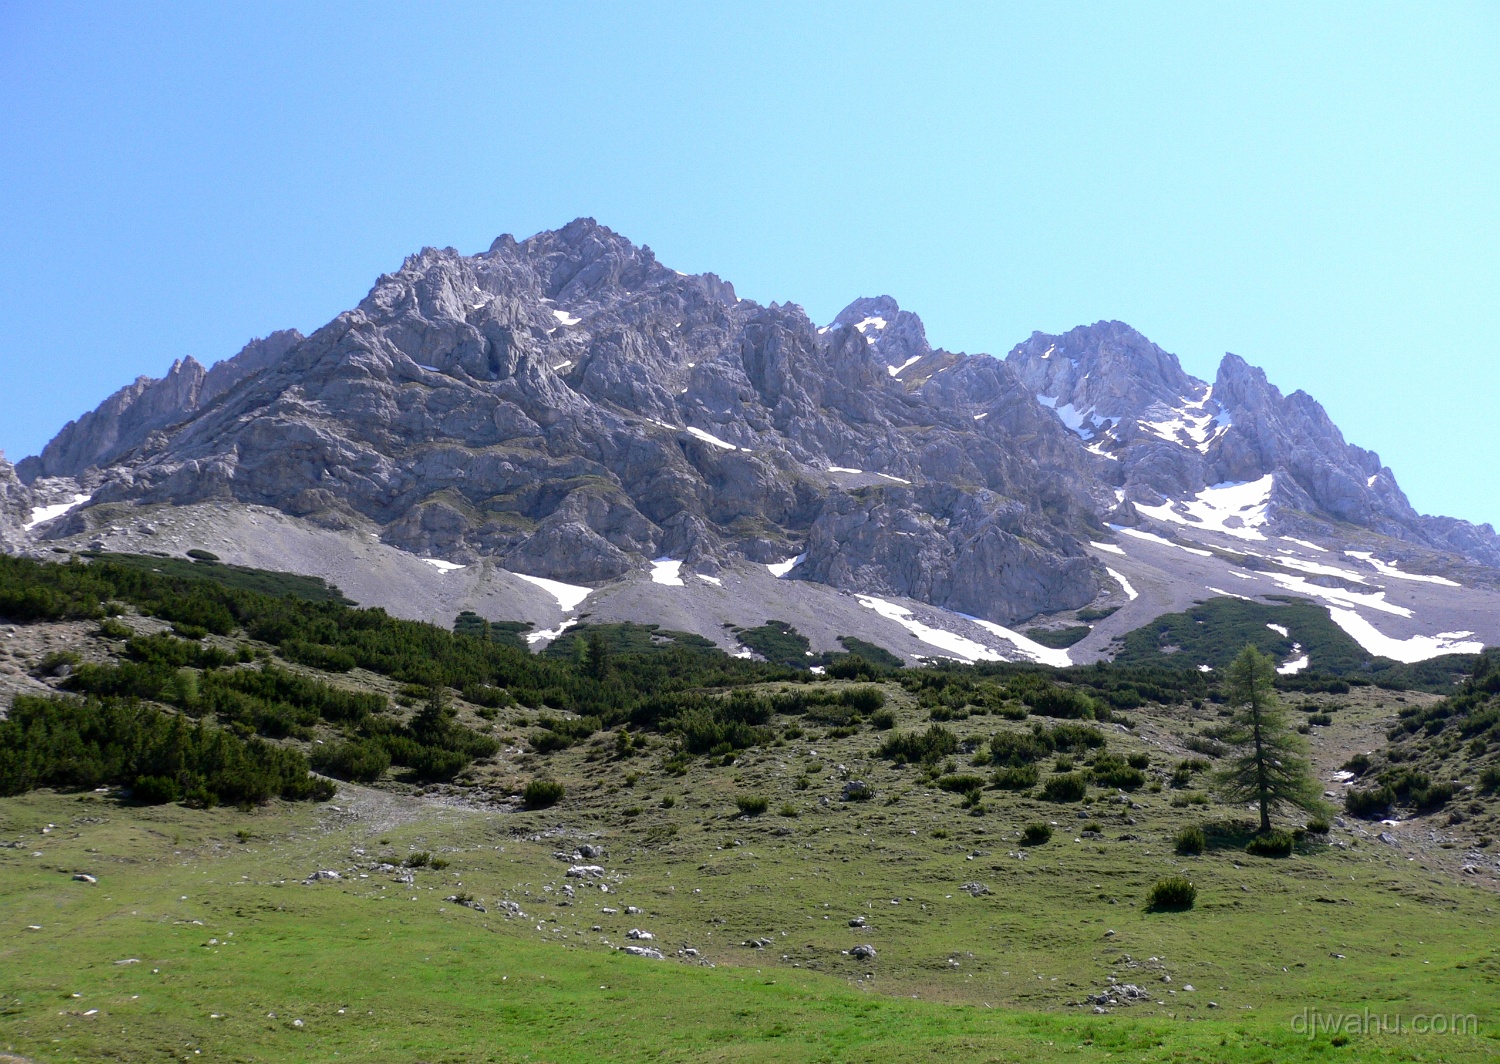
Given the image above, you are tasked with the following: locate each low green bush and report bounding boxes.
[1041,772,1088,802]
[1021,822,1053,845]
[735,794,769,816]
[1174,825,1206,856]
[992,764,1038,790]
[1245,828,1294,857]
[1147,875,1196,911]
[521,778,565,809]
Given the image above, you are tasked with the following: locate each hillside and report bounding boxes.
[2,554,1500,1061]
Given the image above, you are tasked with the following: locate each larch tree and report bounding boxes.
[1216,645,1324,833]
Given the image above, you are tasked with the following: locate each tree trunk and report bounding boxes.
[1252,689,1270,833]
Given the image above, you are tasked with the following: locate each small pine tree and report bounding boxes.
[410,684,455,746]
[1216,645,1324,833]
[584,631,612,681]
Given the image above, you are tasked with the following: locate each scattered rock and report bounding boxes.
[850,944,877,960]
[960,882,990,897]
[71,873,97,884]
[626,928,654,941]
[565,864,605,879]
[848,916,866,927]
[842,780,874,802]
[304,870,341,882]
[620,945,664,960]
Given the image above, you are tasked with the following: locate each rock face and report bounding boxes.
[0,453,31,551]
[10,219,1500,626]
[17,329,303,482]
[16,220,1106,624]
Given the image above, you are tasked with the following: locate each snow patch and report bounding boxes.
[828,466,863,474]
[966,616,1074,668]
[856,595,1001,663]
[685,426,738,451]
[1344,551,1460,587]
[1270,553,1368,582]
[1090,540,1126,556]
[767,554,806,578]
[421,558,466,573]
[1277,654,1309,675]
[1133,475,1272,541]
[526,618,577,646]
[696,574,723,587]
[1106,567,1138,601]
[875,472,912,485]
[1327,609,1483,663]
[650,559,684,586]
[1266,623,1289,638]
[1137,388,1231,453]
[972,412,988,420]
[1198,664,1213,673]
[1264,572,1411,617]
[1280,537,1328,553]
[853,316,887,333]
[887,355,921,377]
[513,573,592,612]
[1111,525,1212,557]
[23,493,90,530]
[553,360,573,371]
[551,309,581,326]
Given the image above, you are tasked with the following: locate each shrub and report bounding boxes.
[1174,825,1206,856]
[992,764,1039,790]
[735,794,769,816]
[778,803,799,817]
[936,774,987,795]
[1245,828,1294,857]
[877,725,959,765]
[403,852,431,868]
[1147,876,1196,911]
[1127,752,1151,770]
[1345,784,1395,818]
[1480,765,1500,793]
[521,779,565,809]
[1023,685,1096,719]
[131,774,181,804]
[96,618,134,640]
[1304,816,1330,836]
[1041,772,1088,802]
[1021,822,1053,845]
[186,549,220,562]
[1091,753,1146,790]
[990,730,1049,767]
[311,740,391,783]
[870,709,896,730]
[36,650,81,677]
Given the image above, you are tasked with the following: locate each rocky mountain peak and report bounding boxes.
[828,295,931,374]
[10,218,1500,630]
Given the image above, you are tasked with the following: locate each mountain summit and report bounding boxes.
[7,220,1498,666]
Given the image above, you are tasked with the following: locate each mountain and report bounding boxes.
[8,219,1500,668]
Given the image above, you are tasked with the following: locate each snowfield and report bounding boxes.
[1133,475,1272,542]
[1327,609,1483,664]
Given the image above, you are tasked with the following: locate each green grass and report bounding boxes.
[3,787,1497,1063]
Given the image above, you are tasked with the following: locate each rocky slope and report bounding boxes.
[7,219,1499,666]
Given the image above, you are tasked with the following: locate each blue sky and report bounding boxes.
[1,3,1496,524]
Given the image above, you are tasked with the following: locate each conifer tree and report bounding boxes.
[1217,645,1324,832]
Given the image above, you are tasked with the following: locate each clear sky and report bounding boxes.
[2,3,1496,525]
